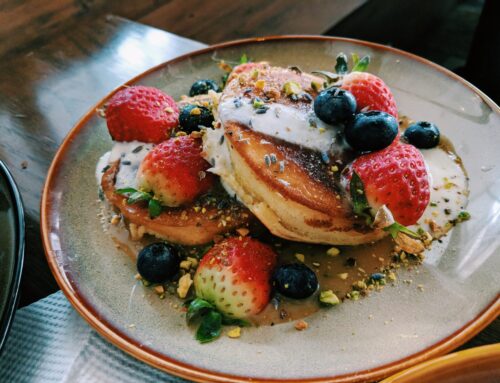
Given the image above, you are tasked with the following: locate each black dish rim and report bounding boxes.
[0,160,25,354]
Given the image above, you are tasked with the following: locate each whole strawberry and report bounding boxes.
[105,85,179,143]
[137,135,215,207]
[194,237,277,319]
[344,142,430,226]
[341,72,398,119]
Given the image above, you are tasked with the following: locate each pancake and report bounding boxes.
[203,64,387,245]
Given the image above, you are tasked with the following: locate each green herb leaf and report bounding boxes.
[127,191,151,204]
[351,55,370,72]
[383,222,420,239]
[239,53,248,64]
[221,316,250,326]
[335,52,348,74]
[187,298,215,323]
[351,53,360,67]
[196,310,222,343]
[311,70,340,84]
[115,187,137,194]
[350,171,373,225]
[148,199,162,218]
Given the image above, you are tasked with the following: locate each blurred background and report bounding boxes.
[0,0,497,102]
[0,0,498,306]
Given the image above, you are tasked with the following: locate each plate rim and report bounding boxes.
[0,160,25,354]
[41,35,500,383]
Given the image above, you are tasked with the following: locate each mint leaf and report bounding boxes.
[350,171,373,225]
[127,191,151,204]
[383,222,420,239]
[335,53,348,74]
[148,199,162,218]
[239,53,248,64]
[351,53,360,67]
[352,55,370,72]
[196,310,222,343]
[115,187,137,194]
[187,298,215,323]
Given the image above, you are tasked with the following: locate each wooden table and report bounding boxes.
[0,13,496,357]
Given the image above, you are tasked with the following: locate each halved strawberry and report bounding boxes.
[194,237,277,319]
[137,135,215,207]
[105,85,179,143]
[341,72,398,119]
[343,142,430,226]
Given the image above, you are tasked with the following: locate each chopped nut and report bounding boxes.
[353,281,367,290]
[236,228,250,237]
[319,290,340,306]
[255,79,265,89]
[110,215,121,225]
[326,247,340,257]
[134,273,142,280]
[395,232,425,254]
[177,274,193,298]
[180,260,192,270]
[186,257,199,268]
[295,253,305,263]
[129,223,146,241]
[387,272,397,281]
[428,220,447,239]
[294,320,308,331]
[227,327,241,338]
[337,273,349,280]
[164,107,174,114]
[312,262,320,267]
[175,131,187,137]
[154,285,164,294]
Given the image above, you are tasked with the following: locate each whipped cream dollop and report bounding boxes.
[218,97,339,153]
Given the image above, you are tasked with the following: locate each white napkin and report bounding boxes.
[0,291,189,383]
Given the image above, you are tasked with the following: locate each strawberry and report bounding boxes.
[137,135,215,207]
[105,85,179,143]
[194,237,277,319]
[343,142,430,226]
[341,72,398,119]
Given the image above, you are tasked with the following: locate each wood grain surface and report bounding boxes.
[0,14,204,306]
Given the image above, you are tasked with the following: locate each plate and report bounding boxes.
[0,161,24,354]
[381,343,500,382]
[41,36,500,382]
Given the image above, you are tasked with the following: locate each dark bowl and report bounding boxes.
[0,161,24,354]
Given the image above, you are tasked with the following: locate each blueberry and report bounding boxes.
[179,104,214,133]
[403,121,440,149]
[189,79,220,97]
[137,243,180,283]
[345,111,398,152]
[313,88,357,124]
[272,263,318,299]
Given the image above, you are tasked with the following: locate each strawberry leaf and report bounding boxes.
[115,187,137,195]
[196,310,222,343]
[148,199,162,218]
[383,222,420,239]
[352,55,370,72]
[335,53,348,74]
[350,171,373,225]
[187,298,215,323]
[127,191,151,204]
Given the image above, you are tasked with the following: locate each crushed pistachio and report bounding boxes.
[457,211,471,221]
[189,107,201,116]
[337,273,349,280]
[252,98,265,109]
[283,81,302,96]
[326,247,340,257]
[227,327,241,338]
[177,273,193,298]
[319,290,340,306]
[347,291,360,301]
[330,165,339,172]
[251,69,259,80]
[295,253,305,263]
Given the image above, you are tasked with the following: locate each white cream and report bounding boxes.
[218,97,339,153]
[415,147,468,232]
[95,141,153,190]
